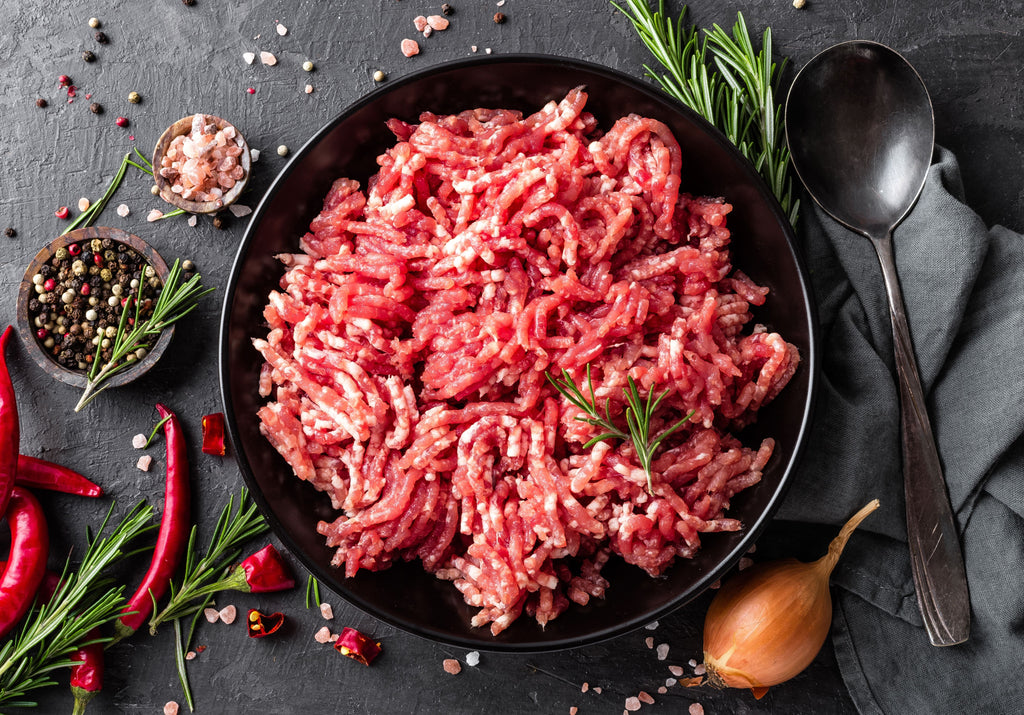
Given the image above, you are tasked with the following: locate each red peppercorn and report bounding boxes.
[43,279,55,292]
[80,284,90,296]
[55,207,70,219]
[58,75,71,86]
[67,243,82,256]
[246,87,255,94]
[115,116,129,128]
[93,254,103,266]
[36,329,47,340]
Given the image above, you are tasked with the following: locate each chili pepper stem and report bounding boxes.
[71,686,96,715]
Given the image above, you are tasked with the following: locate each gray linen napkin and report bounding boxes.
[775,146,1024,714]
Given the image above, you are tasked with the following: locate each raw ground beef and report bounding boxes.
[255,88,799,634]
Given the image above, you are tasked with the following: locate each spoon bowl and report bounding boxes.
[785,41,934,235]
[785,41,970,647]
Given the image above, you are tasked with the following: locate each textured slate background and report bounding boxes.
[0,1,1020,713]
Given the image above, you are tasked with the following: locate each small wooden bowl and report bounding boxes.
[16,226,174,388]
[152,114,251,214]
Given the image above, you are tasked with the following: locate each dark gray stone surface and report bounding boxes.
[0,1,1019,713]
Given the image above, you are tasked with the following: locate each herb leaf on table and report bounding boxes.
[613,1,799,224]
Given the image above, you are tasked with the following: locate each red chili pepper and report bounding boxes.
[15,455,103,497]
[246,609,285,638]
[334,627,382,666]
[0,326,20,519]
[220,544,295,593]
[114,404,190,640]
[0,487,49,639]
[70,628,104,715]
[201,412,226,455]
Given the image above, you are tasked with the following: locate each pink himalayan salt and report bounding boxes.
[164,702,179,715]
[413,16,428,32]
[218,605,237,624]
[160,114,245,203]
[426,15,449,30]
[314,626,332,643]
[401,39,420,57]
[689,705,705,715]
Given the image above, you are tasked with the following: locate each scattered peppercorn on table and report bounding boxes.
[2,1,1022,713]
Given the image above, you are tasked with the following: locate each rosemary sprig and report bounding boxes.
[62,152,136,235]
[147,489,269,632]
[304,575,322,610]
[74,259,215,412]
[546,366,694,494]
[613,1,799,224]
[0,502,155,708]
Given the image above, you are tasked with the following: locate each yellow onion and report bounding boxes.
[702,499,880,698]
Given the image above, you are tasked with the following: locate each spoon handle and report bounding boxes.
[871,232,970,646]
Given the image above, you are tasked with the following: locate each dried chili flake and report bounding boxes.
[247,609,285,638]
[201,412,226,455]
[334,627,381,666]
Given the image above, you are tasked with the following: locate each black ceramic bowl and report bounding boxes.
[220,55,817,652]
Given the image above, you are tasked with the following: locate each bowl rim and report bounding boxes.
[16,225,175,388]
[218,53,820,652]
[152,113,251,215]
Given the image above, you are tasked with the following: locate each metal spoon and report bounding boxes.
[785,41,970,646]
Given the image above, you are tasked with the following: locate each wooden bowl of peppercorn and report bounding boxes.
[152,114,251,215]
[16,226,174,389]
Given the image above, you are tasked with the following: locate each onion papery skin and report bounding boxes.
[702,557,833,691]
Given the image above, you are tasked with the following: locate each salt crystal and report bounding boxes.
[688,705,705,715]
[657,687,667,695]
[276,23,287,36]
[78,197,90,212]
[442,658,461,674]
[644,636,654,649]
[136,455,152,472]
[497,0,506,5]
[638,692,654,705]
[471,45,478,52]
[581,683,589,693]
[329,632,339,642]
[593,687,602,694]
[131,433,147,449]
[401,39,420,57]
[738,557,754,571]
[465,651,480,667]
[485,47,492,54]
[305,84,314,94]
[250,148,261,162]
[164,702,179,715]
[413,15,428,32]
[624,696,641,712]
[114,203,130,218]
[185,651,196,660]
[656,643,669,661]
[319,602,333,620]
[203,608,220,624]
[426,15,449,30]
[665,678,677,687]
[147,209,163,222]
[218,605,237,624]
[570,708,578,715]
[423,27,433,38]
[260,51,277,66]
[747,544,757,553]
[188,214,197,227]
[313,626,332,643]
[693,664,706,675]
[710,579,721,589]
[243,52,255,65]
[668,665,685,677]
[229,204,252,218]
[688,659,697,667]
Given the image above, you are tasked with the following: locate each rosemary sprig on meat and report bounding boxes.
[74,259,215,412]
[0,502,155,708]
[613,1,799,224]
[546,366,694,495]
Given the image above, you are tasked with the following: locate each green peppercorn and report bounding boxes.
[55,247,69,261]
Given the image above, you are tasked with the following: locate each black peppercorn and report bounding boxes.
[39,265,51,277]
[35,98,47,108]
[82,50,96,62]
[212,214,227,230]
[3,227,15,238]
[441,3,453,15]
[94,31,108,44]
[182,0,195,5]
[89,102,103,114]
[493,12,506,23]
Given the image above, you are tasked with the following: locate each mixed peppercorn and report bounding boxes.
[26,239,177,372]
